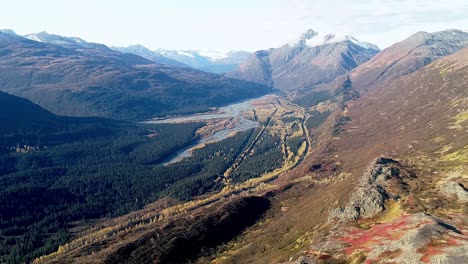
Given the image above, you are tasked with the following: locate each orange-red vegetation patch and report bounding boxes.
[446,236,459,246]
[339,215,412,256]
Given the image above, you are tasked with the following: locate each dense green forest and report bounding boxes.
[0,120,214,263]
[230,133,284,183]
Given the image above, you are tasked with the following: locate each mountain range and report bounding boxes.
[0,30,270,120]
[115,45,252,73]
[227,29,381,90]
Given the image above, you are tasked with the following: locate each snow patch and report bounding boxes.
[346,36,380,50]
[197,50,228,61]
[25,33,43,42]
[176,50,195,58]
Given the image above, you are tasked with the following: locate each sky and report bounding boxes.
[1,0,467,52]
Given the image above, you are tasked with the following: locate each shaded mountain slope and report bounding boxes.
[0,32,271,121]
[0,90,60,131]
[0,90,122,147]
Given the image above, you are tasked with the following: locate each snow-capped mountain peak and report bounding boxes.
[24,32,47,42]
[345,36,380,50]
[290,29,380,51]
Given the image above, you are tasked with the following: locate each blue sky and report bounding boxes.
[1,0,467,51]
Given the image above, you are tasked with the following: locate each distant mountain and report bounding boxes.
[198,51,253,73]
[0,29,18,36]
[227,29,380,91]
[112,45,190,67]
[24,31,110,50]
[0,32,271,121]
[132,48,252,73]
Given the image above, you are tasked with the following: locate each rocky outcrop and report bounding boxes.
[328,157,410,221]
[440,182,468,202]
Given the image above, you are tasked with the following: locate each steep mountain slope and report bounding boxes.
[314,29,468,94]
[112,44,189,67]
[227,29,380,90]
[0,29,18,36]
[0,32,271,120]
[295,29,468,109]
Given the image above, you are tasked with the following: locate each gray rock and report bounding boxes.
[328,157,406,221]
[440,182,468,201]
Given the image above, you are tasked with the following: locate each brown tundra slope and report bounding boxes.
[35,49,467,264]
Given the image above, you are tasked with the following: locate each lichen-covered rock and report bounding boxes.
[440,182,468,202]
[328,157,409,221]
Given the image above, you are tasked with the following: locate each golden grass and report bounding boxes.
[441,146,468,163]
[453,110,468,126]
